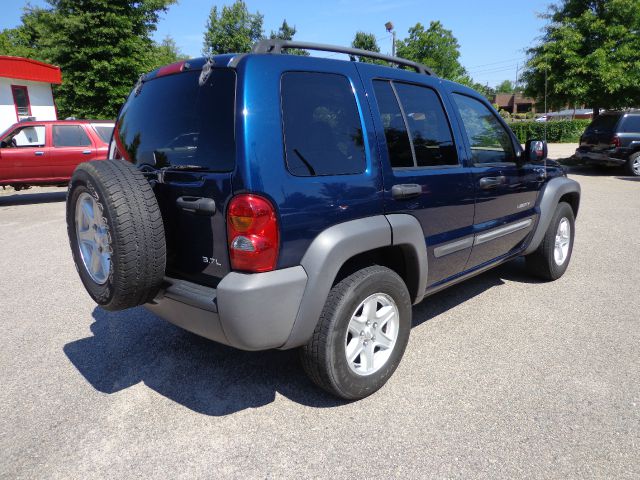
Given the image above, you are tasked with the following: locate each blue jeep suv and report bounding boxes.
[66,40,581,399]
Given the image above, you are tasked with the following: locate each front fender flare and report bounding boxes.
[524,176,581,255]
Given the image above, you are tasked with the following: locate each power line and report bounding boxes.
[466,56,527,69]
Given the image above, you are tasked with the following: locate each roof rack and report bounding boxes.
[251,39,435,76]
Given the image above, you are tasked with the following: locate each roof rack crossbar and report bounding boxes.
[251,39,435,76]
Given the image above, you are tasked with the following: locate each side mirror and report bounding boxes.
[0,140,7,148]
[524,139,548,163]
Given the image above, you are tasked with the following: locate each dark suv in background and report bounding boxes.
[575,110,640,176]
[65,40,580,399]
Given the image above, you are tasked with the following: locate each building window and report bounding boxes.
[11,86,31,119]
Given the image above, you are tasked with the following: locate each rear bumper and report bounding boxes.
[575,147,628,165]
[145,266,308,351]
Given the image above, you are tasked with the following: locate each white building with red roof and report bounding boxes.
[0,56,62,133]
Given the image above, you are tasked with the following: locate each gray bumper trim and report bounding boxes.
[146,266,308,351]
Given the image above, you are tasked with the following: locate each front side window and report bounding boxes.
[281,72,366,176]
[53,125,91,147]
[1,125,45,148]
[11,86,31,118]
[453,94,515,165]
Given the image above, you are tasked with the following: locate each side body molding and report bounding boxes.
[281,214,428,349]
[524,176,581,255]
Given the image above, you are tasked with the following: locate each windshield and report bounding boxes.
[114,69,236,171]
[586,114,621,132]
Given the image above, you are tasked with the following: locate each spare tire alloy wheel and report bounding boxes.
[75,191,111,284]
[67,159,166,311]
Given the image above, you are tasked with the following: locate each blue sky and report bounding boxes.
[3,0,551,87]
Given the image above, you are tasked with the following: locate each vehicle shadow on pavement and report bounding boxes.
[411,258,538,328]
[64,306,347,415]
[0,190,66,206]
[63,259,537,416]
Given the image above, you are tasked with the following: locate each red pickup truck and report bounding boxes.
[0,120,113,190]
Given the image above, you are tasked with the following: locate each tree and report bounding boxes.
[351,31,381,63]
[396,21,466,81]
[269,19,308,56]
[496,79,516,94]
[523,0,640,116]
[149,35,188,69]
[202,0,263,55]
[2,1,175,119]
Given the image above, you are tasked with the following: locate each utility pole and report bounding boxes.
[385,21,396,57]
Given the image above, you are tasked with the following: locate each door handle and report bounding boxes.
[391,184,422,200]
[479,176,506,189]
[176,196,216,215]
[82,150,91,154]
[34,151,44,156]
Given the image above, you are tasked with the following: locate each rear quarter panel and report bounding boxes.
[235,55,385,269]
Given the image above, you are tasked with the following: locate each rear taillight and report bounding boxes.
[227,194,279,272]
[611,136,621,148]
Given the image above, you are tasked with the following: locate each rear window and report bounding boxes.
[281,72,366,176]
[115,69,236,171]
[587,114,621,132]
[92,124,114,143]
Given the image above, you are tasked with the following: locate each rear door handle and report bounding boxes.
[82,150,92,154]
[176,196,216,215]
[35,151,44,156]
[391,184,422,200]
[479,176,506,189]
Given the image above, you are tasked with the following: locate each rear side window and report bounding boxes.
[372,80,457,168]
[92,124,114,143]
[452,94,515,165]
[372,81,414,168]
[115,69,236,171]
[621,115,640,133]
[53,125,91,147]
[281,72,366,176]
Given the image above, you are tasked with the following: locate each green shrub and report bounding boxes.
[507,119,591,143]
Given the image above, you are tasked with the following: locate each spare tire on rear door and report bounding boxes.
[66,159,166,311]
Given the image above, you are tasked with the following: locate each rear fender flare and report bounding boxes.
[281,214,427,349]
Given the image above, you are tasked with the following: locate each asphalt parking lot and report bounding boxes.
[1,166,638,479]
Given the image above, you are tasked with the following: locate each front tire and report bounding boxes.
[526,202,575,281]
[300,266,412,400]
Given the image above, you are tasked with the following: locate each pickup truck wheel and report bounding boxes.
[625,152,640,176]
[526,201,575,281]
[300,266,411,400]
[66,159,166,311]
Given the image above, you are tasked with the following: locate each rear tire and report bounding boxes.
[66,159,166,311]
[625,152,640,176]
[300,266,412,400]
[526,202,575,281]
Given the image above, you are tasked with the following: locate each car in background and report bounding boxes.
[0,120,114,190]
[575,110,640,176]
